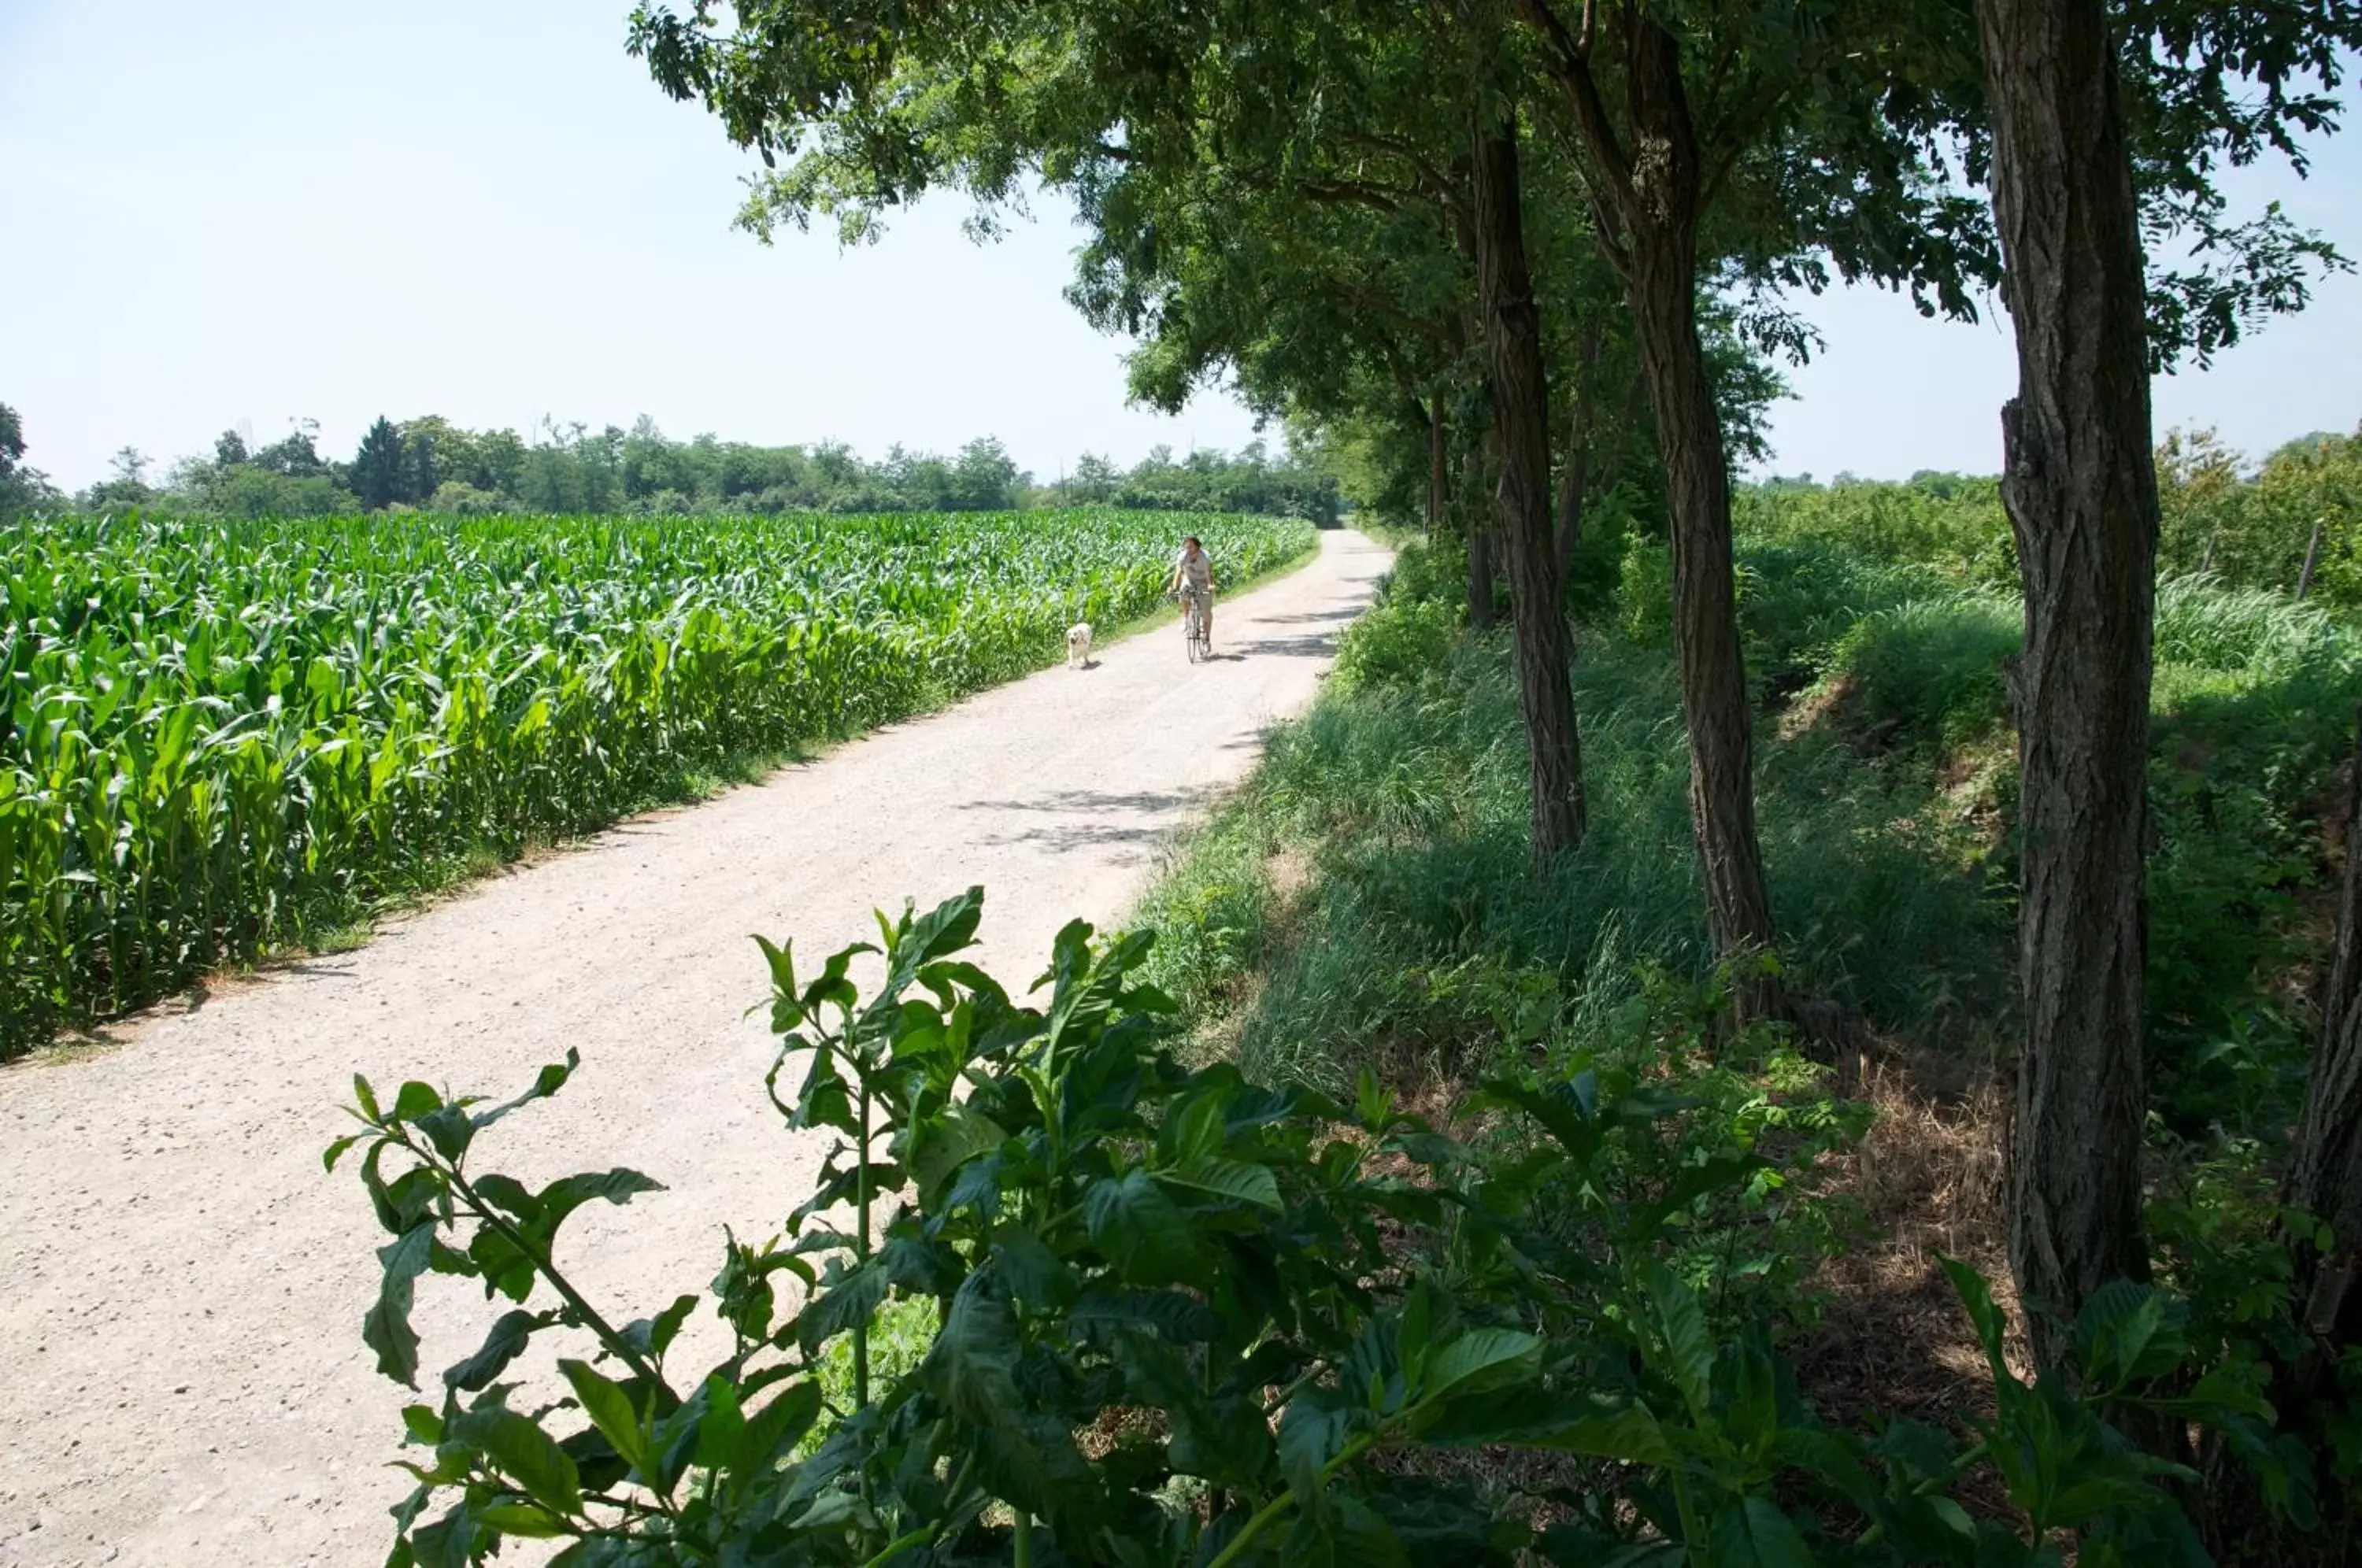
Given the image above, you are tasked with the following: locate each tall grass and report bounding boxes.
[1142,549,2003,1092]
[1138,530,2362,1138]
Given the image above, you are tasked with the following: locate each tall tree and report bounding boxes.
[0,402,61,516]
[81,446,156,512]
[1966,0,2362,1366]
[2290,725,2362,1385]
[0,404,25,483]
[1516,0,1996,1012]
[351,416,407,512]
[629,0,1607,857]
[1973,0,2159,1361]
[1470,100,1587,856]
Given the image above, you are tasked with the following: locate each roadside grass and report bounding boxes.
[1128,530,2362,1511]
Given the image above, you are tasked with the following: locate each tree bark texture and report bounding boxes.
[1428,398,1449,540]
[1555,313,1602,582]
[1468,432,1498,634]
[1617,20,1779,973]
[1975,0,2158,1363]
[1471,109,1587,861]
[2289,709,2362,1359]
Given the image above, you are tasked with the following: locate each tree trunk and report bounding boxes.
[2288,708,2362,1371]
[2298,514,2327,600]
[1468,518,1497,633]
[1555,314,1602,582]
[1975,0,2158,1365]
[1471,109,1586,862]
[1428,399,1449,541]
[1618,20,1779,984]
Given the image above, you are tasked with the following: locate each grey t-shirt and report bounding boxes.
[1174,549,1212,594]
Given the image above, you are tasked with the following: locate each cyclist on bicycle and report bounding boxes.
[1169,534,1216,646]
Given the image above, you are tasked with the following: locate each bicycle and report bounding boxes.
[1179,587,1212,663]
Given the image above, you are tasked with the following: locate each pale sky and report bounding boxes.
[4,1,2358,493]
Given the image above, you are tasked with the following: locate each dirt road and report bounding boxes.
[0,529,1389,1567]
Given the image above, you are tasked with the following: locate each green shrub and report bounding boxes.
[336,892,2285,1565]
[1734,475,2016,586]
[1379,534,1466,608]
[1821,590,2020,753]
[1616,532,1675,645]
[1565,481,1648,615]
[1329,593,1461,695]
[1734,539,1946,699]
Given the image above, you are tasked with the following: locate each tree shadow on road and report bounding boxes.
[953,788,1209,856]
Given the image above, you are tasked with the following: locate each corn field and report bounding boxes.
[0,507,1316,1054]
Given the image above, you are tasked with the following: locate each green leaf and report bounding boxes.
[523,1168,664,1248]
[401,1405,446,1445]
[693,1374,747,1470]
[1324,1494,1411,1566]
[471,1173,539,1222]
[880,1233,964,1296]
[1423,1389,1676,1465]
[1940,1256,2016,1386]
[453,1407,582,1519]
[367,1223,437,1388]
[1068,1286,1226,1344]
[408,1500,475,1568]
[1279,1396,1353,1511]
[476,1502,569,1538]
[1708,1495,1817,1568]
[354,1074,383,1124]
[324,1133,365,1173]
[902,886,984,967]
[444,1309,550,1392]
[991,1226,1075,1311]
[910,1100,1005,1203]
[414,1102,474,1162]
[799,941,873,1017]
[469,1051,579,1133]
[1085,1169,1199,1283]
[788,1046,856,1136]
[754,934,803,1031]
[1154,1155,1282,1211]
[650,1292,699,1355]
[2075,1280,2180,1391]
[1420,1327,1542,1407]
[392,1081,444,1122]
[1474,1075,1597,1163]
[1159,1088,1228,1165]
[2173,1365,2275,1422]
[561,1358,651,1478]
[1644,1264,1717,1426]
[735,1380,823,1472]
[1723,1333,1781,1457]
[796,1259,889,1355]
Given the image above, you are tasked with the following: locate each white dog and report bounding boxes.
[1065,621,1093,669]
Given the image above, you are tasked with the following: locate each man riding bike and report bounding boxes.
[1168,534,1216,649]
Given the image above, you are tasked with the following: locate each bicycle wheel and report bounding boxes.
[1183,598,1205,662]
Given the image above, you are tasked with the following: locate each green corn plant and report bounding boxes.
[2,508,1316,1056]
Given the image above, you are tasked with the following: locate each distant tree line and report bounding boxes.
[0,402,1340,523]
